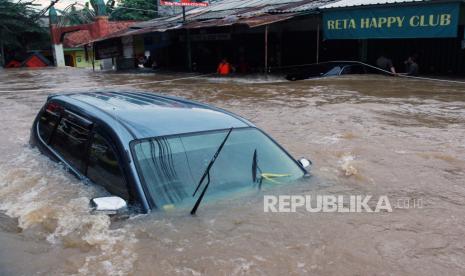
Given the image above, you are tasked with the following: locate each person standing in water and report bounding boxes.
[217,58,233,76]
[404,53,419,76]
[376,54,397,75]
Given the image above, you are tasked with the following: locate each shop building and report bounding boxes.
[320,0,465,75]
[93,0,336,72]
[91,0,465,75]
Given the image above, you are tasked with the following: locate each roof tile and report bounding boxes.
[63,21,138,48]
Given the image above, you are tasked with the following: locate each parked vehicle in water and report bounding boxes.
[30,92,311,214]
[285,61,374,81]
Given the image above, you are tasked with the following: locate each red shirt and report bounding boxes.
[217,62,231,75]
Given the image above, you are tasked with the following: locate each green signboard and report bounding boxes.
[323,2,461,39]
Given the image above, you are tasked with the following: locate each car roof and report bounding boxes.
[50,91,253,140]
[316,61,362,66]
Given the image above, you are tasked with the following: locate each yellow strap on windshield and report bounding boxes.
[261,173,291,184]
[163,204,176,211]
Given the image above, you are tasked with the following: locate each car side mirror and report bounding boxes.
[91,196,127,213]
[298,158,312,169]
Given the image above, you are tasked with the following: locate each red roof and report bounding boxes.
[6,60,21,68]
[63,21,137,48]
[23,55,48,68]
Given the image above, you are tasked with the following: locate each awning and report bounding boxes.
[87,0,338,45]
[183,13,298,28]
[88,12,299,45]
[320,0,429,9]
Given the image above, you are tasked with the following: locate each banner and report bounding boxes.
[160,0,208,7]
[95,38,122,60]
[323,2,460,39]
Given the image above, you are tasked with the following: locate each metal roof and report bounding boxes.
[188,9,243,20]
[184,13,298,28]
[133,0,309,28]
[271,0,336,13]
[90,0,339,43]
[141,0,335,28]
[60,92,252,139]
[320,0,432,9]
[187,0,305,13]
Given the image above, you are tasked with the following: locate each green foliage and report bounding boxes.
[57,5,95,26]
[87,0,107,16]
[89,0,98,12]
[59,0,154,24]
[0,0,47,49]
[109,0,158,21]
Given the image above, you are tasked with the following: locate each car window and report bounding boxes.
[38,102,62,143]
[87,132,129,200]
[51,111,92,173]
[341,65,365,75]
[324,66,342,76]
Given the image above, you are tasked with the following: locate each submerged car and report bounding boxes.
[30,92,311,214]
[285,61,374,81]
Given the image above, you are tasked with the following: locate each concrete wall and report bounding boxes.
[52,44,66,67]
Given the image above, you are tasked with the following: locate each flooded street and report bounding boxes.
[0,67,465,275]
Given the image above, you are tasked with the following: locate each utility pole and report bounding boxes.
[154,0,158,18]
[183,6,192,71]
[316,23,320,64]
[264,25,268,73]
[0,30,5,67]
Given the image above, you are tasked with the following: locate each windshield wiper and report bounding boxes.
[190,128,233,215]
[252,149,263,189]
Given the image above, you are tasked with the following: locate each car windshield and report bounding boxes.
[132,128,305,210]
[288,62,345,77]
[323,66,343,76]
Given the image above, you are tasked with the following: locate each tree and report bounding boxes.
[0,0,48,66]
[109,0,158,21]
[57,4,95,26]
[56,0,156,26]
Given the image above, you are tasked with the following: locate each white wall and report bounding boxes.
[52,44,66,67]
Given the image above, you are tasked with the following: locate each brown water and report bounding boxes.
[0,67,465,275]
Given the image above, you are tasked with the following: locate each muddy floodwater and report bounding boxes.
[0,68,464,275]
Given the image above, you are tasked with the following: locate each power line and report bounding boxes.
[108,6,159,13]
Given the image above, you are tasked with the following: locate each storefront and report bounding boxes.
[320,0,465,74]
[91,0,329,72]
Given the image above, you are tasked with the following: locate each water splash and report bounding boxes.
[338,154,358,177]
[0,148,138,275]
